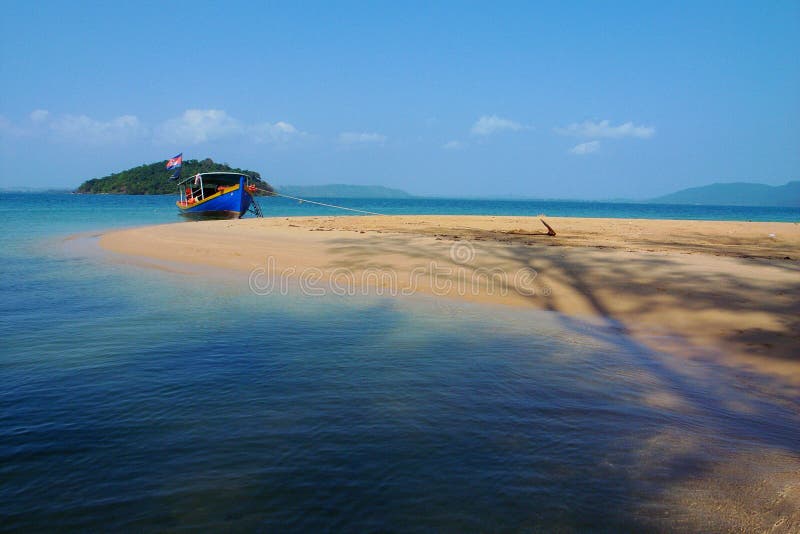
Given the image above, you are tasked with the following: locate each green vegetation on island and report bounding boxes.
[75,158,273,195]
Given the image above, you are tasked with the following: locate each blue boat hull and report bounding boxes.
[177,177,253,219]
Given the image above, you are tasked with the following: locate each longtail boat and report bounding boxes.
[176,172,261,219]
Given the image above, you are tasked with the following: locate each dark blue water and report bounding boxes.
[1,193,798,531]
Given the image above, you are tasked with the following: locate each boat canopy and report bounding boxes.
[177,172,251,186]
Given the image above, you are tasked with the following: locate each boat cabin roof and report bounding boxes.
[177,172,251,186]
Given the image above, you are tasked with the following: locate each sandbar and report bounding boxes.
[98,215,800,388]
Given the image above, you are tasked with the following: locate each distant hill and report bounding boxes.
[75,158,272,195]
[652,181,800,207]
[276,184,413,198]
[0,187,72,193]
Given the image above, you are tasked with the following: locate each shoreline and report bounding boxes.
[96,215,800,388]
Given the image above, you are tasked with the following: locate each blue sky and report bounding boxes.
[1,1,798,198]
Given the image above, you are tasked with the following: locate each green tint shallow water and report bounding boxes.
[1,193,798,531]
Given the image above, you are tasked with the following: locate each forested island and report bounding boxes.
[75,158,272,195]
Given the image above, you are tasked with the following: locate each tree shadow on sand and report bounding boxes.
[322,232,800,530]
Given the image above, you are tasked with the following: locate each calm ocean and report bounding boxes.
[1,193,798,531]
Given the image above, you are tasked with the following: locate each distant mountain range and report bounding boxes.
[276,184,413,198]
[275,181,799,205]
[4,177,798,208]
[0,187,73,194]
[651,181,799,207]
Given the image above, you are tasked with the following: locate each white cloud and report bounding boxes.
[442,140,465,150]
[2,108,305,148]
[555,120,655,139]
[470,115,523,136]
[156,110,304,145]
[155,109,243,144]
[249,120,300,144]
[0,110,146,143]
[48,114,146,144]
[337,131,387,145]
[569,140,600,155]
[29,109,50,123]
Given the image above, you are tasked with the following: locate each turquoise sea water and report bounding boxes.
[1,193,798,531]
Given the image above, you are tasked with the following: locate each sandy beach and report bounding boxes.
[99,215,800,389]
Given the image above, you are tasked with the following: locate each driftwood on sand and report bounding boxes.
[540,219,556,236]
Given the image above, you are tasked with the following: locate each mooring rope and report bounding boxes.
[254,187,387,216]
[251,187,557,236]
